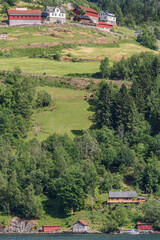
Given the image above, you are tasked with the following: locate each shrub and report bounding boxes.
[36,90,52,108]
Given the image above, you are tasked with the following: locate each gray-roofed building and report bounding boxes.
[44,6,66,23]
[135,30,143,37]
[74,15,94,25]
[108,191,146,204]
[98,10,116,25]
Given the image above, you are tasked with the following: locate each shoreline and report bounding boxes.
[0,231,160,235]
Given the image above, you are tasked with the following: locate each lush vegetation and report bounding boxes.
[0,49,160,231]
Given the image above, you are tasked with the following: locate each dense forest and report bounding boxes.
[0,51,160,230]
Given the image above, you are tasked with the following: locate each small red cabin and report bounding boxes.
[137,222,153,230]
[42,225,61,232]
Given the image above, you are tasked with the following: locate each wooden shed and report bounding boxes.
[137,222,153,230]
[42,225,61,232]
[73,220,88,232]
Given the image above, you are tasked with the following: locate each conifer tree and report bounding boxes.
[113,84,138,132]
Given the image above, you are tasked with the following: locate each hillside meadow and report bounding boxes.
[28,86,92,140]
[0,24,158,76]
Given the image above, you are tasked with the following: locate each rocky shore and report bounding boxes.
[0,217,160,235]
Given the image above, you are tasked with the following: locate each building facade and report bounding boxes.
[73,6,98,23]
[45,6,66,23]
[42,225,61,232]
[8,9,42,26]
[74,15,93,25]
[108,191,146,204]
[137,222,153,230]
[98,10,116,25]
[73,220,89,232]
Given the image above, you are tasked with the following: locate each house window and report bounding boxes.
[59,14,61,17]
[29,16,31,18]
[17,16,19,18]
[21,16,23,18]
[62,14,63,17]
[25,16,27,18]
[55,13,57,16]
[13,16,15,18]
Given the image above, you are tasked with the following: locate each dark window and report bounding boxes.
[13,16,15,18]
[17,16,19,18]
[33,16,35,18]
[25,16,27,18]
[21,16,23,18]
[29,16,31,18]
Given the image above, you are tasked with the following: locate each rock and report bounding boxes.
[7,217,37,233]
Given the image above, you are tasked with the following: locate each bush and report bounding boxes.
[54,52,61,61]
[136,30,158,50]
[36,90,52,108]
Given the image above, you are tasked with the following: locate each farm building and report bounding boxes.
[7,8,42,26]
[98,10,116,25]
[108,191,146,204]
[97,21,113,29]
[74,15,93,25]
[73,6,98,23]
[42,225,61,232]
[43,6,66,23]
[137,222,153,230]
[73,220,89,232]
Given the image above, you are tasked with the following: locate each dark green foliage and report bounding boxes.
[143,200,160,230]
[136,30,158,50]
[100,57,110,78]
[93,81,116,129]
[56,165,85,214]
[36,90,52,108]
[1,2,10,14]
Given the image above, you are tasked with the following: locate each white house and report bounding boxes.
[98,10,116,25]
[45,6,66,23]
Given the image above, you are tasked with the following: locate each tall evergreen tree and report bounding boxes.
[113,84,138,132]
[94,81,115,128]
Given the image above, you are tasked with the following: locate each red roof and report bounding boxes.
[137,222,152,225]
[98,21,113,26]
[79,220,88,226]
[42,225,61,227]
[8,10,41,15]
[78,6,98,14]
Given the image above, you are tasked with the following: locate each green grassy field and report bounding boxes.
[63,41,157,61]
[28,86,92,141]
[0,57,100,76]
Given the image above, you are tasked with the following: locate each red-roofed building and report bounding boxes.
[8,8,42,26]
[73,220,89,232]
[42,225,61,232]
[73,6,98,23]
[97,21,113,29]
[137,222,153,231]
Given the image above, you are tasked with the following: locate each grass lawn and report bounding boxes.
[0,57,100,76]
[28,86,92,141]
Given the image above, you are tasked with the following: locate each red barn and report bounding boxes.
[42,225,61,232]
[73,6,98,23]
[97,21,113,29]
[8,9,42,26]
[137,222,153,230]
